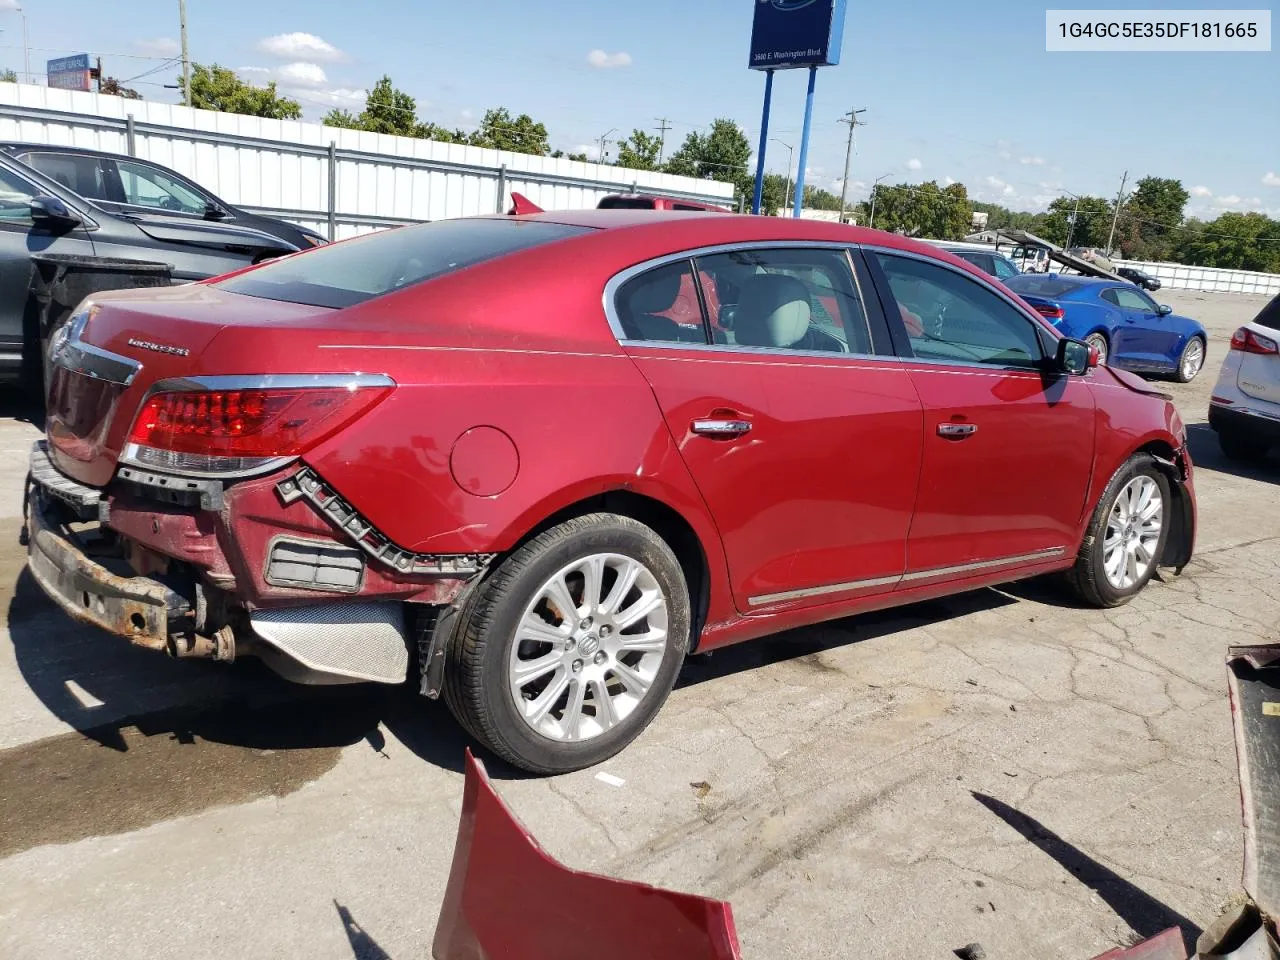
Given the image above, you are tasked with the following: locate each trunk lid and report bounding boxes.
[1236,322,1280,404]
[46,283,336,487]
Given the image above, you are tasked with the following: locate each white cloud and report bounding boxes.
[1218,194,1243,206]
[276,62,327,86]
[258,32,344,62]
[984,175,1014,196]
[1189,185,1213,198]
[0,0,21,10]
[1263,172,1280,187]
[587,49,632,68]
[134,37,180,58]
[905,158,922,171]
[1018,156,1046,166]
[577,143,602,161]
[943,175,957,186]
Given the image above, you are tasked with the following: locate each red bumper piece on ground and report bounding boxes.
[433,750,743,960]
[1089,928,1187,960]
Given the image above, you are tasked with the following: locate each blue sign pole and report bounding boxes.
[751,70,775,215]
[791,66,818,218]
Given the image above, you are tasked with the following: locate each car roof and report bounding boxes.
[0,141,132,160]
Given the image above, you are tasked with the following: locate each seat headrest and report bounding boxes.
[624,266,683,317]
[733,274,812,348]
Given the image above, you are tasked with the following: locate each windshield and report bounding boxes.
[217,217,590,308]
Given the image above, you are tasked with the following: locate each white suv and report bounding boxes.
[1209,294,1280,461]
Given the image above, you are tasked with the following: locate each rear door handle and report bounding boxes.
[937,423,977,439]
[691,418,752,439]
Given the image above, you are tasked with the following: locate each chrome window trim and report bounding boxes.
[51,310,142,386]
[746,546,1067,607]
[602,240,877,358]
[117,373,396,480]
[863,243,1065,370]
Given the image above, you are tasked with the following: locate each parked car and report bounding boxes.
[597,193,731,212]
[926,241,1022,281]
[1008,244,1051,273]
[1208,293,1280,461]
[1067,246,1116,273]
[0,142,329,251]
[1004,273,1207,382]
[0,151,300,390]
[25,211,1196,773]
[1117,267,1162,291]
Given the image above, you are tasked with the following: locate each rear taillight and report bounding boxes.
[125,378,393,470]
[1230,327,1279,355]
[1034,304,1065,321]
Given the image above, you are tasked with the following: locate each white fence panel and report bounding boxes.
[1113,258,1280,297]
[0,82,735,242]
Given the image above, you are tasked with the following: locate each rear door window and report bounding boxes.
[217,217,591,308]
[19,152,108,201]
[114,158,209,215]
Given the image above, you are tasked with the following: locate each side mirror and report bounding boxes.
[30,195,81,226]
[1056,337,1092,376]
[1157,304,1173,316]
[203,201,228,220]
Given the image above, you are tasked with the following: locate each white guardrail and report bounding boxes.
[0,82,736,241]
[1112,258,1280,297]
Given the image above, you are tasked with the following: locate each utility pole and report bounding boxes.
[179,0,191,106]
[1065,194,1081,250]
[596,128,617,164]
[654,117,671,164]
[837,107,867,223]
[1106,169,1129,255]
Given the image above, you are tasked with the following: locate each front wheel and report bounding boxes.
[1066,454,1171,608]
[443,513,689,774]
[1175,337,1206,383]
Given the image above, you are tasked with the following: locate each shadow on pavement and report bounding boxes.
[1187,422,1279,484]
[335,901,394,960]
[677,589,1018,689]
[972,792,1202,952]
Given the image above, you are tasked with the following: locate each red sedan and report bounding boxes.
[26,210,1195,773]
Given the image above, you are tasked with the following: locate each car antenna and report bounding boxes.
[507,193,544,216]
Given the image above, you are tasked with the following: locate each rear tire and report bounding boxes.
[1218,430,1269,463]
[1066,453,1171,608]
[442,513,689,775]
[1084,332,1109,367]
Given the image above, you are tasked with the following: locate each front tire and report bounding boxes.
[1066,454,1171,608]
[443,513,689,774]
[1174,336,1205,383]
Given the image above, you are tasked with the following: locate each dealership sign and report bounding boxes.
[748,0,848,70]
[47,54,92,91]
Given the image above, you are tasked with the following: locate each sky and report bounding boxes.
[2,0,1276,217]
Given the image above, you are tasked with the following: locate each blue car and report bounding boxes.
[1004,274,1208,382]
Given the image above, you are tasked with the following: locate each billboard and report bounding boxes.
[47,54,92,91]
[749,0,848,70]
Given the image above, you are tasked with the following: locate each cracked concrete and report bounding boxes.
[0,289,1276,959]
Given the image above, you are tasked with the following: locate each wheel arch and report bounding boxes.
[1133,438,1195,572]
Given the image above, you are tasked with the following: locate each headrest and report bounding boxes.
[624,266,683,316]
[733,274,812,348]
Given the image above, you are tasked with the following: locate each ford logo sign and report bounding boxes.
[766,0,819,9]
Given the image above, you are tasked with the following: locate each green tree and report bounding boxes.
[971,200,1048,234]
[550,150,590,162]
[181,63,301,119]
[1041,195,1113,248]
[852,181,971,237]
[664,119,750,183]
[468,107,550,155]
[324,76,423,137]
[1115,176,1188,260]
[101,76,143,100]
[801,184,844,211]
[760,172,790,216]
[615,129,663,171]
[1175,213,1280,272]
[0,69,17,83]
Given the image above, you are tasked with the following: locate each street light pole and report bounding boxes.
[770,138,793,216]
[868,172,892,229]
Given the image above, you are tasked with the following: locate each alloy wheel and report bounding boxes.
[1103,476,1164,590]
[1086,334,1109,366]
[507,553,669,742]
[1181,339,1204,381]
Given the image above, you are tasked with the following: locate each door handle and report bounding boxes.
[691,418,752,439]
[936,423,977,439]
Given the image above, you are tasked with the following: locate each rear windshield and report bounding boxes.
[1255,293,1280,332]
[217,217,590,308]
[597,196,656,209]
[1004,275,1084,298]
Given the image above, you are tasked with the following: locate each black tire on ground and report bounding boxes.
[442,513,690,775]
[1218,430,1269,463]
[1174,336,1206,384]
[1065,453,1172,609]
